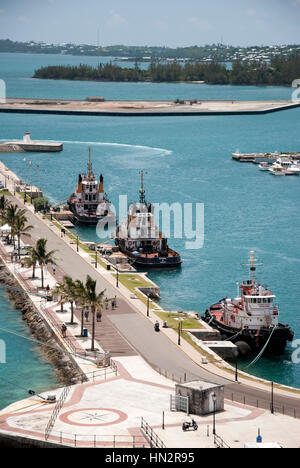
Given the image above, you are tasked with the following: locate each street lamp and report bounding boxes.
[146,293,150,317]
[95,249,98,269]
[212,392,217,435]
[116,265,119,288]
[178,320,182,346]
[271,381,274,414]
[76,235,79,252]
[235,357,238,382]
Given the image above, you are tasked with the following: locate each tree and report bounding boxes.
[53,280,67,313]
[4,204,29,248]
[0,195,9,224]
[75,275,105,351]
[33,197,49,212]
[30,238,56,289]
[53,276,77,324]
[12,214,33,259]
[23,247,38,279]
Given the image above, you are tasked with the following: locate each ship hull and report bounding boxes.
[68,202,114,226]
[116,240,182,269]
[203,309,294,357]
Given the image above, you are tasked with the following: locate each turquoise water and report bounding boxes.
[0,287,59,409]
[0,53,299,392]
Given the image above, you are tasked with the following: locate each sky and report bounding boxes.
[0,0,299,47]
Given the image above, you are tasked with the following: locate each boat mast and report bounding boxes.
[139,170,146,204]
[243,251,263,286]
[87,147,93,179]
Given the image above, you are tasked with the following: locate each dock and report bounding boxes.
[0,132,63,153]
[232,151,300,163]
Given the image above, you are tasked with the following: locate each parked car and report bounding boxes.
[12,245,31,256]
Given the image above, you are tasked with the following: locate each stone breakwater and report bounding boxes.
[0,261,81,385]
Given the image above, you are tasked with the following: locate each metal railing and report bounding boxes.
[45,385,71,440]
[141,417,166,449]
[214,434,230,449]
[225,388,300,419]
[46,431,149,448]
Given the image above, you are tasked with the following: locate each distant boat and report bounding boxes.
[269,157,300,176]
[258,162,270,171]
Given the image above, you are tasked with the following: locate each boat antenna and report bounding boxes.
[243,251,263,286]
[88,147,93,178]
[139,170,147,204]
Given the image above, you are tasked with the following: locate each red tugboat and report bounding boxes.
[203,252,294,357]
[68,149,115,226]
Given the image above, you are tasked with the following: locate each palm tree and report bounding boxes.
[4,205,28,247]
[63,276,77,325]
[12,214,33,259]
[72,279,86,336]
[23,247,38,278]
[75,275,105,351]
[53,280,68,313]
[30,238,56,289]
[0,195,9,224]
[4,203,19,246]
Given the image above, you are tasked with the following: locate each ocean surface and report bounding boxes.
[0,287,59,409]
[0,53,299,405]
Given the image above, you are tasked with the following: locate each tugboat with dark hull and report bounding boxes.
[68,149,115,226]
[115,171,182,269]
[203,252,294,357]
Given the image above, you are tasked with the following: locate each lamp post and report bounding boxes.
[212,392,217,435]
[146,293,150,317]
[235,357,238,382]
[76,235,79,252]
[271,381,274,414]
[116,265,119,288]
[95,249,98,269]
[178,320,182,346]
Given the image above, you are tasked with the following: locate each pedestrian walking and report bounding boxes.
[105,298,109,310]
[61,323,67,338]
[96,310,102,322]
[52,264,56,275]
[84,308,89,322]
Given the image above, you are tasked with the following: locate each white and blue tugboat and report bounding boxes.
[115,171,182,268]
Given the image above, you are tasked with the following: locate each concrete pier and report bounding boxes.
[232,151,300,163]
[0,132,63,153]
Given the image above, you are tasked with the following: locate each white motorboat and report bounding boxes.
[259,162,270,171]
[271,157,300,176]
[269,165,286,176]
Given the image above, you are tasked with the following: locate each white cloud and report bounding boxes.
[106,10,127,28]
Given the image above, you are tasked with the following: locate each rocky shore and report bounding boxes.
[0,261,82,386]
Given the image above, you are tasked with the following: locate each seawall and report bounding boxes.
[0,260,83,385]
